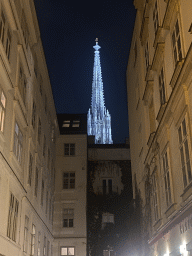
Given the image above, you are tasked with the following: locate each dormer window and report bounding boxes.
[62,120,70,127]
[72,120,80,128]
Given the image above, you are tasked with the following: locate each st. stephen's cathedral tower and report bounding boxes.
[87,39,113,144]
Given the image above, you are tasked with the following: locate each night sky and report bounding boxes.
[34,0,136,143]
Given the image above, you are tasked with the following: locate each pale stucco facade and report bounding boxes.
[127,0,192,255]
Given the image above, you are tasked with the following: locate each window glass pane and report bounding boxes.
[182,119,187,137]
[178,127,182,144]
[68,248,74,255]
[61,247,67,255]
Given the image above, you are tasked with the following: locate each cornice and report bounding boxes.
[162,0,180,30]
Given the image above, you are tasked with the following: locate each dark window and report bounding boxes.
[63,209,74,228]
[64,143,75,156]
[63,172,75,189]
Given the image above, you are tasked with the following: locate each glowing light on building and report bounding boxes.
[87,38,113,144]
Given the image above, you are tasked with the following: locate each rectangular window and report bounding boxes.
[158,67,166,105]
[61,247,75,256]
[38,118,41,144]
[45,94,47,114]
[49,198,52,220]
[151,171,159,222]
[35,168,39,197]
[178,117,192,187]
[0,11,5,44]
[21,11,29,47]
[46,191,48,214]
[44,236,46,256]
[41,180,44,206]
[38,232,41,256]
[18,66,27,105]
[145,41,149,70]
[47,240,50,256]
[32,101,36,129]
[5,28,11,59]
[23,215,29,252]
[28,154,33,186]
[162,151,172,207]
[63,172,75,189]
[64,143,75,156]
[153,0,159,34]
[31,224,36,256]
[43,136,46,157]
[39,75,43,96]
[0,89,6,132]
[172,20,182,64]
[13,122,23,164]
[103,179,112,195]
[63,209,74,228]
[7,193,19,241]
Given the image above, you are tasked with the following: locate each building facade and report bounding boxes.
[53,114,87,256]
[127,0,192,255]
[0,1,58,256]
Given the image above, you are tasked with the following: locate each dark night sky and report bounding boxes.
[34,0,136,143]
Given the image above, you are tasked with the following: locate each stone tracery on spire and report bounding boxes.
[87,39,113,144]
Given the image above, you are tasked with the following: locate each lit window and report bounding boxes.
[0,89,6,132]
[64,143,75,156]
[13,122,23,164]
[28,154,33,186]
[61,247,75,256]
[153,1,159,34]
[151,170,159,222]
[162,151,172,207]
[72,120,80,127]
[63,209,74,228]
[23,215,29,252]
[31,224,36,256]
[178,117,192,187]
[158,68,166,105]
[63,172,75,189]
[172,20,182,64]
[7,193,19,242]
[62,120,70,127]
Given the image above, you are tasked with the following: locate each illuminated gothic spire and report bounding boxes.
[87,39,113,144]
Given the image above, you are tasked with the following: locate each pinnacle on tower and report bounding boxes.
[87,39,113,144]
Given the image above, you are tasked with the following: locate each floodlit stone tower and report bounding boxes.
[87,38,113,144]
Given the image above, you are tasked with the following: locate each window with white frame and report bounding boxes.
[41,180,44,206]
[172,19,182,64]
[153,0,159,34]
[18,66,27,105]
[64,143,75,156]
[30,224,36,256]
[0,89,6,132]
[38,232,41,256]
[32,101,36,129]
[34,168,39,197]
[63,209,74,228]
[63,172,75,189]
[178,117,192,187]
[151,170,159,222]
[7,193,19,242]
[13,122,23,164]
[28,154,33,186]
[162,151,172,207]
[61,247,75,256]
[23,215,29,252]
[158,67,166,105]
